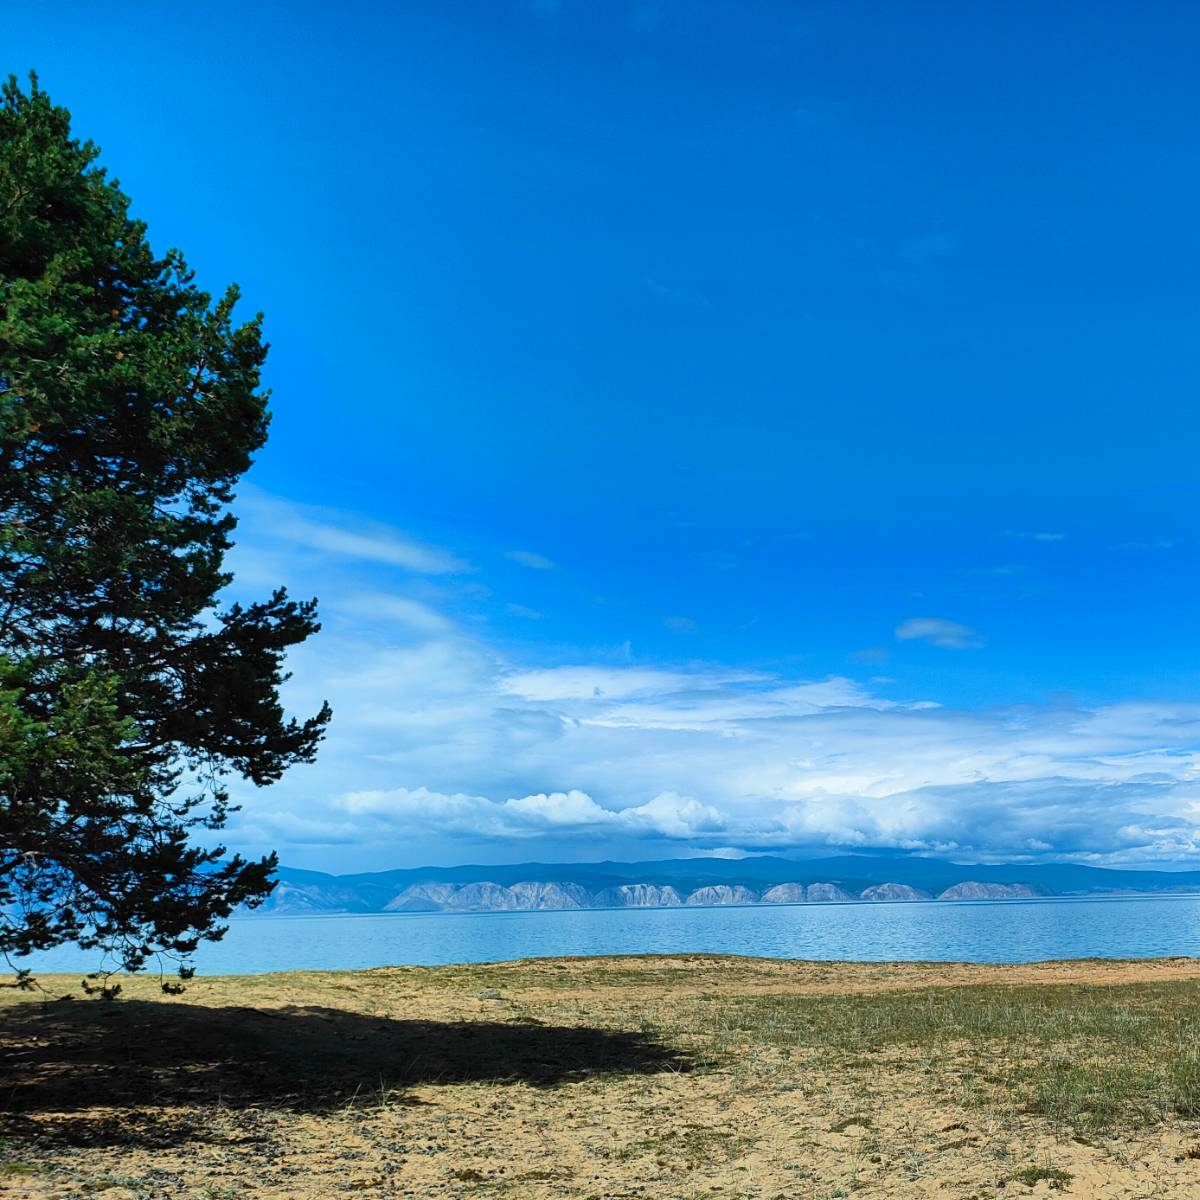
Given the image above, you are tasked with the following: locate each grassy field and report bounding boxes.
[3,956,1200,1198]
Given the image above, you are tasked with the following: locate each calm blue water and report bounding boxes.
[16,894,1200,975]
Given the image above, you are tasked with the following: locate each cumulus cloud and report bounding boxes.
[895,617,982,650]
[219,493,1200,870]
[226,610,1200,869]
[335,786,725,841]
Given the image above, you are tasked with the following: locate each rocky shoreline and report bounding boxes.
[265,877,1045,915]
[254,853,1200,916]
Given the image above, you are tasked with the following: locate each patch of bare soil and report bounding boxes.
[2,956,1199,1198]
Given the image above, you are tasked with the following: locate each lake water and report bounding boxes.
[16,893,1200,975]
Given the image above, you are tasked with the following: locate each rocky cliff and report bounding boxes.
[253,852,1159,916]
[761,883,807,904]
[685,885,759,906]
[384,881,459,912]
[507,881,592,909]
[937,881,1041,901]
[371,878,942,913]
[805,882,857,903]
[592,883,685,908]
[761,882,857,903]
[257,854,1200,917]
[860,882,931,902]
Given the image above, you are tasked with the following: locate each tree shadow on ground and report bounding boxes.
[0,998,693,1149]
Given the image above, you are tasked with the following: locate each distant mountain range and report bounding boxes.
[250,855,1200,915]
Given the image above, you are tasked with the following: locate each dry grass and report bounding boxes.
[2,955,1200,1198]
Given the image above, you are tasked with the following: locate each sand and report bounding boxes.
[3,955,1200,1198]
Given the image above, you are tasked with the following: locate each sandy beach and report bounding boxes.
[4,955,1200,1198]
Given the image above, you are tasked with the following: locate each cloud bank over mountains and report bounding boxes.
[222,491,1200,871]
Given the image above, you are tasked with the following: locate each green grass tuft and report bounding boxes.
[1009,1164,1073,1189]
[676,979,1200,1132]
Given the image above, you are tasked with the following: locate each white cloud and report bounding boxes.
[505,549,555,570]
[899,232,957,263]
[506,602,543,620]
[229,617,1200,864]
[644,275,712,312]
[501,665,724,702]
[849,646,890,664]
[1001,530,1067,543]
[331,786,726,841]
[236,610,1200,869]
[340,592,454,635]
[239,488,468,574]
[664,615,698,634]
[791,99,839,129]
[895,617,982,650]
[1115,538,1178,551]
[218,493,1200,870]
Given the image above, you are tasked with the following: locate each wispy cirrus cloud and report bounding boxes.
[643,275,712,312]
[895,617,982,650]
[1115,538,1178,551]
[506,602,543,620]
[664,615,698,634]
[791,99,840,129]
[976,564,1026,577]
[239,488,469,574]
[849,646,891,665]
[1000,530,1067,543]
[899,232,957,263]
[339,592,454,635]
[505,549,555,570]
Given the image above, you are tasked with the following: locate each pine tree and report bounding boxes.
[0,75,330,987]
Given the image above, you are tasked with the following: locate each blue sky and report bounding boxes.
[8,2,1200,870]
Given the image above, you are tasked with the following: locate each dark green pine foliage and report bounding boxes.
[0,75,330,986]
